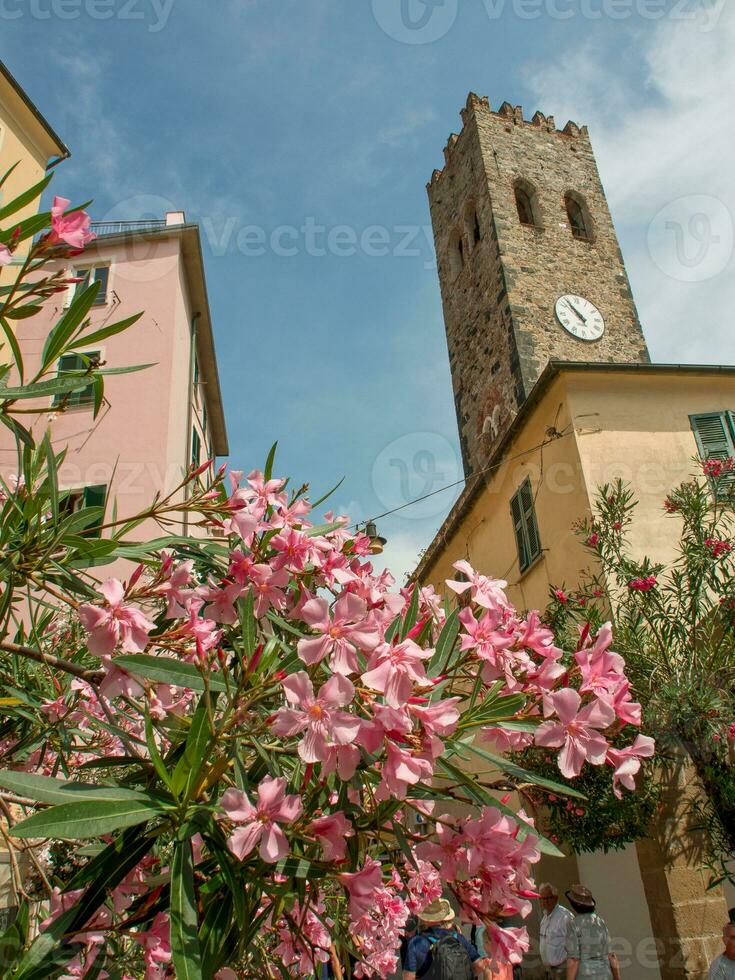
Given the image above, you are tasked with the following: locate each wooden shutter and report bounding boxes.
[191,428,201,467]
[520,478,542,563]
[691,412,735,497]
[511,479,542,573]
[81,484,106,537]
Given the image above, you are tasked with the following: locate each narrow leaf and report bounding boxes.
[170,838,203,980]
[114,654,227,693]
[11,798,165,840]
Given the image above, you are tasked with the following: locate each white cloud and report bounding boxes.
[523,5,735,363]
[377,106,438,148]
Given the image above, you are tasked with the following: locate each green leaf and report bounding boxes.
[455,740,586,800]
[400,583,421,640]
[240,589,256,658]
[0,173,52,222]
[114,654,227,693]
[429,607,460,676]
[0,770,166,806]
[73,311,143,348]
[172,696,215,800]
[41,280,101,371]
[0,316,25,382]
[3,211,51,247]
[145,710,174,791]
[199,894,234,980]
[14,828,155,980]
[263,441,278,482]
[170,837,203,980]
[0,372,99,400]
[311,475,345,509]
[10,797,166,840]
[4,303,43,320]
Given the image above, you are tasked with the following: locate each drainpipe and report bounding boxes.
[183,312,201,535]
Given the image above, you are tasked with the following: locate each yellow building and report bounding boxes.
[0,59,69,264]
[416,93,734,980]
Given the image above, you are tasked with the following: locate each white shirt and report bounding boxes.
[540,903,574,967]
[710,954,735,980]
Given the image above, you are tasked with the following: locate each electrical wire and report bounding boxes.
[354,421,574,530]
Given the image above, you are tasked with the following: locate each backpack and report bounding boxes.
[424,933,474,980]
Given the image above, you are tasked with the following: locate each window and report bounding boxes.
[448,229,464,280]
[565,192,593,241]
[510,478,542,573]
[191,427,201,468]
[53,351,99,408]
[514,179,542,229]
[464,202,482,249]
[691,412,735,499]
[75,266,110,305]
[60,484,107,537]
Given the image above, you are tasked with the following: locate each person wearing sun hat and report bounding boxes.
[403,898,485,979]
[563,885,621,980]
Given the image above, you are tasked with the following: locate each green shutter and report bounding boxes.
[691,412,735,499]
[511,483,530,572]
[510,478,542,573]
[81,484,106,537]
[520,479,542,563]
[54,351,98,408]
[191,428,201,467]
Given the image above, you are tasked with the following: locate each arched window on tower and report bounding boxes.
[565,191,594,242]
[514,179,542,229]
[464,202,482,249]
[449,229,465,280]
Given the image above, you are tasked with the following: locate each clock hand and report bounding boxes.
[565,300,587,325]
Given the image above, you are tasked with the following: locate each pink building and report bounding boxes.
[0,213,228,540]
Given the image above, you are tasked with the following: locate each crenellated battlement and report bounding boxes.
[428,91,588,188]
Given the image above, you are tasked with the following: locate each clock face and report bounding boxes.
[555,295,605,341]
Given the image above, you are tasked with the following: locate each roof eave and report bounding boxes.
[413,359,735,581]
[0,60,70,161]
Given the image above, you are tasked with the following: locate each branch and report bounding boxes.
[0,639,102,683]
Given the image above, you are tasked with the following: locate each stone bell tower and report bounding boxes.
[428,93,649,477]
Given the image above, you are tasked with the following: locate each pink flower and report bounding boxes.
[133,912,171,980]
[702,457,734,478]
[446,559,509,611]
[628,575,657,592]
[586,532,599,547]
[378,742,433,799]
[78,579,155,656]
[705,537,733,558]
[48,196,95,249]
[535,688,614,778]
[221,776,302,863]
[339,857,383,917]
[362,638,432,707]
[0,244,11,266]
[247,563,289,616]
[554,589,569,604]
[297,592,378,674]
[308,811,354,861]
[606,734,655,798]
[271,671,360,765]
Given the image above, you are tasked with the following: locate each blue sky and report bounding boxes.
[2,0,732,579]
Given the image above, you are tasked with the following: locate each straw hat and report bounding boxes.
[565,884,596,910]
[418,899,455,924]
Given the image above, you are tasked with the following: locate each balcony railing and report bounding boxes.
[90,219,168,237]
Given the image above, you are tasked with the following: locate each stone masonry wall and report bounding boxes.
[427,93,650,477]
